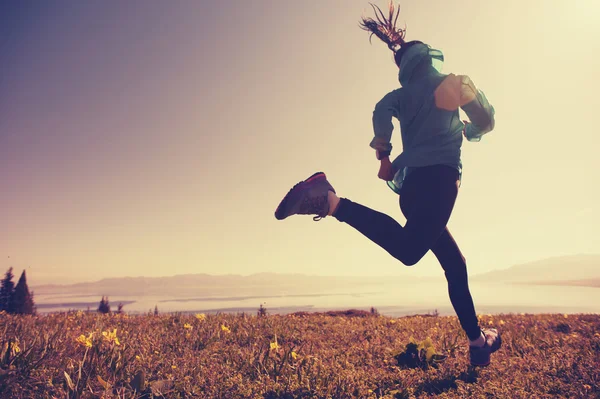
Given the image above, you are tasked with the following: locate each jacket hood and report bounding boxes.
[398,42,445,85]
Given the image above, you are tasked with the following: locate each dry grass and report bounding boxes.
[1,310,599,398]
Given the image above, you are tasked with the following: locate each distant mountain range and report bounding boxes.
[32,254,600,298]
[470,254,600,286]
[31,273,428,298]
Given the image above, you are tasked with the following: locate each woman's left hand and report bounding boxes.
[462,120,470,137]
[378,157,395,181]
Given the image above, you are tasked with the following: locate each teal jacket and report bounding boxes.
[369,43,496,193]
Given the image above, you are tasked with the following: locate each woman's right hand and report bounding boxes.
[378,157,395,181]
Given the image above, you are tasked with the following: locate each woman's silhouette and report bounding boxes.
[275,1,501,367]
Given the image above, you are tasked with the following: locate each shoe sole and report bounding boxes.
[274,172,326,220]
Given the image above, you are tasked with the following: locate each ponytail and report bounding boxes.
[359,1,406,52]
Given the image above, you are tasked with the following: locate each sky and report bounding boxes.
[1,0,599,286]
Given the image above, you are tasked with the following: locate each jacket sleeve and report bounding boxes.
[459,75,495,142]
[369,89,402,155]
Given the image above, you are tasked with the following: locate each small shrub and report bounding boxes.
[553,322,571,334]
[394,337,447,370]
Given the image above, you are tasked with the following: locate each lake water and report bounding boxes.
[33,281,600,316]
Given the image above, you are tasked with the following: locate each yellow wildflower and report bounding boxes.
[171,365,177,369]
[76,333,93,348]
[10,340,21,354]
[75,336,86,346]
[499,320,505,326]
[102,329,120,345]
[291,351,298,360]
[183,323,193,330]
[195,313,206,321]
[135,355,141,361]
[270,333,280,350]
[221,325,231,333]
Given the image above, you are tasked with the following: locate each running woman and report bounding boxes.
[274,1,501,367]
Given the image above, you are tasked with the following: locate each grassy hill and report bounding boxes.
[1,311,599,398]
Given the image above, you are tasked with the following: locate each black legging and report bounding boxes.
[333,164,481,340]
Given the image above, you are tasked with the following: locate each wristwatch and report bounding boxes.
[376,150,391,160]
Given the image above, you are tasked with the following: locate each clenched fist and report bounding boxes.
[377,157,395,181]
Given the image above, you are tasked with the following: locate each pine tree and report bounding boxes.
[98,296,111,314]
[0,267,15,312]
[11,270,36,315]
[257,303,267,317]
[154,305,159,316]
